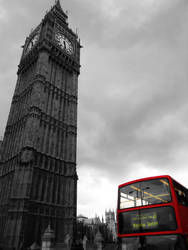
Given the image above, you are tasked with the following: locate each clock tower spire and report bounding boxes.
[0,1,81,249]
[55,0,61,7]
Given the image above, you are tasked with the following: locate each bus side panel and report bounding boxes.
[178,205,188,235]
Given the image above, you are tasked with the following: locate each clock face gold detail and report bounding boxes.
[55,32,74,55]
[25,32,39,54]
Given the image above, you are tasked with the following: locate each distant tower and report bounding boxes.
[0,1,81,249]
[105,210,117,241]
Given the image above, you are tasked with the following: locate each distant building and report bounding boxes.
[77,214,101,227]
[77,214,88,222]
[77,213,115,243]
[105,209,117,241]
[77,211,117,242]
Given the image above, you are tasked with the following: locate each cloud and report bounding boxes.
[77,166,118,218]
[77,0,188,183]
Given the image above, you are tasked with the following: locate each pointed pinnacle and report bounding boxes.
[55,0,61,8]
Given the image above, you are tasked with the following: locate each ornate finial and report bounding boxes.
[55,0,61,8]
[42,224,55,240]
[53,0,68,20]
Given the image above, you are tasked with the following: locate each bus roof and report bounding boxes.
[118,175,173,188]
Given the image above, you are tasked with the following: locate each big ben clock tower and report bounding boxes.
[0,1,81,249]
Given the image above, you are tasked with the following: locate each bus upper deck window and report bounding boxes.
[119,178,171,209]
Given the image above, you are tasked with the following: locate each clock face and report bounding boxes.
[25,32,39,54]
[55,32,74,55]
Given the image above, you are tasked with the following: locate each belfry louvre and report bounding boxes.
[0,1,81,249]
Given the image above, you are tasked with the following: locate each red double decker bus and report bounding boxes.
[117,175,188,249]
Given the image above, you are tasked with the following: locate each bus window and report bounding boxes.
[119,206,177,234]
[173,181,188,206]
[119,178,171,209]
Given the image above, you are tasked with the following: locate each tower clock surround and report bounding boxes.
[55,30,74,55]
[0,1,81,249]
[25,28,40,54]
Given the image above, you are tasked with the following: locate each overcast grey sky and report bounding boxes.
[1,0,188,218]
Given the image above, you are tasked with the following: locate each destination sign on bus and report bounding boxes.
[118,206,177,234]
[132,211,158,230]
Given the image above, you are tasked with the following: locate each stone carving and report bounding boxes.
[95,230,103,250]
[20,148,34,163]
[42,224,55,250]
[65,234,72,250]
[82,235,87,250]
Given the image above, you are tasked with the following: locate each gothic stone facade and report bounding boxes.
[0,1,80,249]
